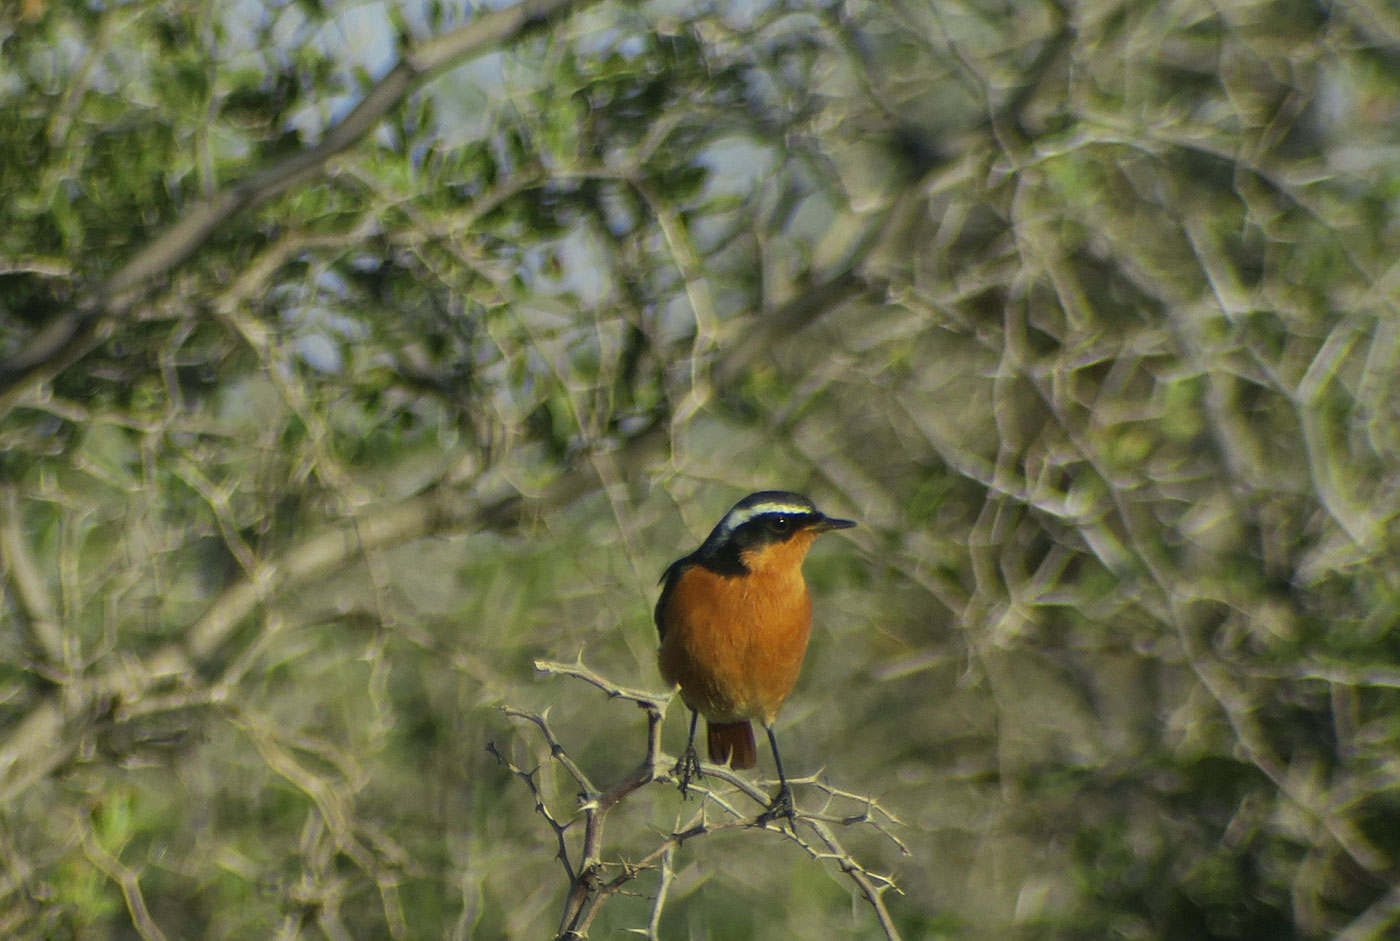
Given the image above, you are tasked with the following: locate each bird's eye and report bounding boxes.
[767,516,791,534]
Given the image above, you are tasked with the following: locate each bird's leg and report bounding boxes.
[756,726,796,826]
[673,708,704,797]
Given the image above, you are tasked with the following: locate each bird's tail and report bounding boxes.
[707,720,757,769]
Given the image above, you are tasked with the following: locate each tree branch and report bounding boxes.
[0,0,605,413]
[0,483,68,668]
[494,659,904,939]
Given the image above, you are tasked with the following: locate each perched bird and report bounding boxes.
[654,490,854,822]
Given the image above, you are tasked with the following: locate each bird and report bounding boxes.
[654,490,854,823]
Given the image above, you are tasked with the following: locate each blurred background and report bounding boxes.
[3,0,1400,937]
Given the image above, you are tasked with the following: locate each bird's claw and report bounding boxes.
[756,782,796,827]
[673,744,704,798]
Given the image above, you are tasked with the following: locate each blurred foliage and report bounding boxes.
[3,0,1400,937]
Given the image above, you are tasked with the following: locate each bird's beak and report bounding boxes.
[807,515,856,533]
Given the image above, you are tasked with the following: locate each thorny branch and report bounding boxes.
[491,659,905,939]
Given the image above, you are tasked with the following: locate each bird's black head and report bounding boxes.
[691,490,855,575]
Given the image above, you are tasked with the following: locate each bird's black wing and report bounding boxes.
[654,556,693,641]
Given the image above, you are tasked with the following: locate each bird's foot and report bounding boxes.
[672,744,704,798]
[756,782,796,827]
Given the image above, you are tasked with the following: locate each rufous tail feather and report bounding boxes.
[707,720,757,769]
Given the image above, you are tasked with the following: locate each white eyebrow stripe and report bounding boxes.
[719,502,815,532]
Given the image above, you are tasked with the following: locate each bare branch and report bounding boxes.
[0,484,68,668]
[496,660,904,939]
[80,823,170,941]
[1336,880,1400,941]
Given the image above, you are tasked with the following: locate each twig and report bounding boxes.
[0,484,69,669]
[645,846,674,941]
[493,659,905,939]
[80,822,169,941]
[1335,879,1400,941]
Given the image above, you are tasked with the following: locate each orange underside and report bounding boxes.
[657,533,816,760]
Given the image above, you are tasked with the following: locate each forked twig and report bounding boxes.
[491,658,905,939]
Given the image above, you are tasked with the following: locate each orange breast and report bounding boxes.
[657,544,815,726]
